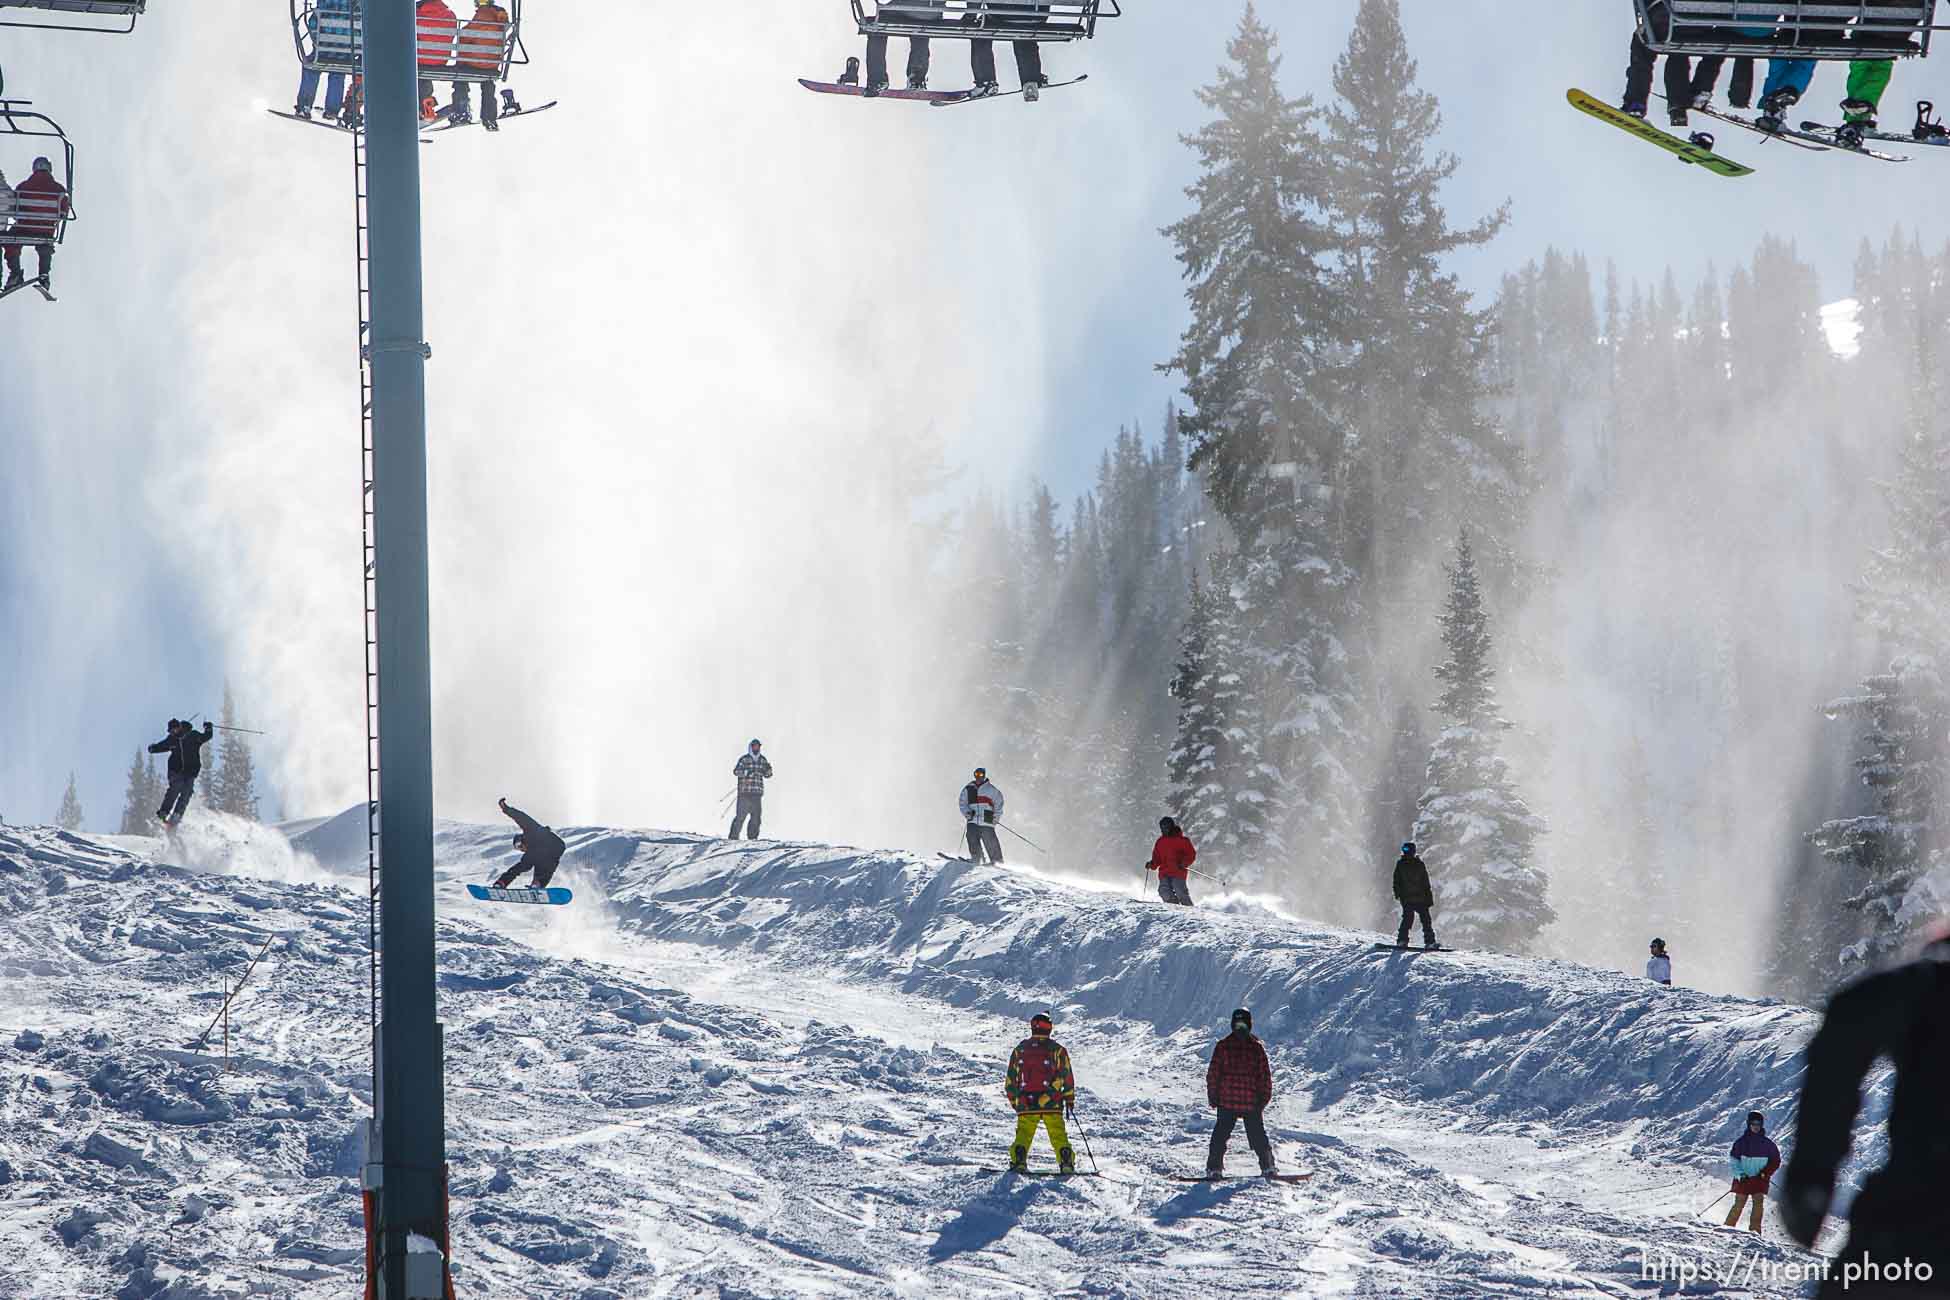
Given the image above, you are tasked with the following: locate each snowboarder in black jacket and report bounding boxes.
[491,796,566,888]
[148,718,215,826]
[1780,933,1950,1297]
[1393,842,1438,949]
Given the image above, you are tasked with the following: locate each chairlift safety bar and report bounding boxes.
[852,0,1120,42]
[293,1,528,80]
[1635,0,1942,59]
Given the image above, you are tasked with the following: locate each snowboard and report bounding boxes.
[931,73,1089,107]
[1655,96,1829,151]
[798,78,967,104]
[986,1168,1100,1177]
[267,109,356,133]
[1567,88,1754,177]
[1794,119,1917,160]
[1168,1172,1312,1183]
[424,100,557,133]
[467,883,573,906]
[1370,943,1454,954]
[0,276,54,302]
[1800,117,1949,149]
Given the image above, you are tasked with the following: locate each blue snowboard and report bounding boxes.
[467,883,573,906]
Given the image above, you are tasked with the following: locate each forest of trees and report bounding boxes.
[942,1,1948,999]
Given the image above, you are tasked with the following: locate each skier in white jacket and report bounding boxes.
[1646,938,1673,985]
[960,767,1005,865]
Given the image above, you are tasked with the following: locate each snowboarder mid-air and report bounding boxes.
[1393,842,1438,950]
[1781,931,1950,1297]
[1146,816,1197,907]
[148,718,215,827]
[1725,1111,1782,1233]
[960,766,1005,864]
[729,739,772,840]
[491,797,565,889]
[1206,1008,1278,1178]
[1647,937,1673,985]
[1005,1012,1077,1173]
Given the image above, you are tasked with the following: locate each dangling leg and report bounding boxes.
[325,72,346,119]
[969,38,998,94]
[1014,40,1045,99]
[865,33,891,93]
[1843,58,1894,127]
[297,65,323,116]
[906,35,931,91]
[32,243,53,290]
[1727,55,1755,109]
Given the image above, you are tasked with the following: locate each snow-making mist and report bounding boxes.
[0,820,1889,1297]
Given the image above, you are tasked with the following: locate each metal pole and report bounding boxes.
[364,3,447,1297]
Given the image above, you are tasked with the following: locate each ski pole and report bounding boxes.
[1186,865,1230,886]
[212,724,267,736]
[1068,1108,1101,1174]
[1698,1190,1733,1218]
[997,822,1048,855]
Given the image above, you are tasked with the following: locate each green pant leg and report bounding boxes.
[1846,59,1894,116]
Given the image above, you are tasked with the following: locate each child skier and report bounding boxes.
[1146,816,1197,906]
[1726,1111,1782,1233]
[1205,1008,1277,1178]
[1005,1012,1076,1173]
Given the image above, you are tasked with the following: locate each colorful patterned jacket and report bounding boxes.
[1005,1035,1075,1115]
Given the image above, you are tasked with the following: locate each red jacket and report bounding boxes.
[1206,1032,1272,1111]
[1147,832,1197,880]
[455,4,509,71]
[7,172,70,243]
[415,0,457,68]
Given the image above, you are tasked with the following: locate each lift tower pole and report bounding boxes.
[363,1,447,1296]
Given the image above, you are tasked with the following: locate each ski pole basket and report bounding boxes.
[0,100,76,247]
[852,0,1121,42]
[1634,0,1943,60]
[293,0,528,80]
[0,0,144,34]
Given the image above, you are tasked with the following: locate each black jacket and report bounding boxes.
[1781,948,1950,1277]
[149,722,215,778]
[1393,853,1433,907]
[504,804,566,871]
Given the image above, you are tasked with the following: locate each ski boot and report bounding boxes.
[1058,1146,1077,1174]
[1008,1144,1029,1173]
[1841,97,1878,130]
[1619,99,1648,120]
[1261,1162,1278,1180]
[864,76,889,99]
[293,104,314,121]
[449,107,474,127]
[1204,1164,1223,1179]
[1667,105,1689,129]
[1755,87,1799,133]
[1836,121,1866,149]
[420,95,441,123]
[838,56,860,88]
[1023,76,1047,103]
[1424,938,1441,951]
[906,71,928,91]
[967,80,999,100]
[1690,91,1715,111]
[500,88,523,115]
[1913,100,1949,141]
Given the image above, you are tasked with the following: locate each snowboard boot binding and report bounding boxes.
[1620,99,1648,120]
[1756,87,1800,132]
[1023,77,1046,103]
[1688,131,1716,152]
[449,107,474,127]
[1914,100,1949,141]
[1204,1164,1223,1179]
[1690,90,1715,111]
[864,76,889,99]
[1836,121,1866,148]
[1008,1144,1029,1173]
[500,88,522,114]
[969,81,999,100]
[293,104,314,120]
[906,71,929,91]
[1058,1147,1077,1175]
[1667,105,1690,129]
[1261,1162,1278,1180]
[1840,97,1878,128]
[838,56,861,87]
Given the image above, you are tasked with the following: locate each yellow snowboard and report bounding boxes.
[1568,88,1754,178]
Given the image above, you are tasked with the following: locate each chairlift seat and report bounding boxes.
[292,1,526,80]
[0,0,144,33]
[852,0,1120,42]
[0,100,75,247]
[1635,0,1941,60]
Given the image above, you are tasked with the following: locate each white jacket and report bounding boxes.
[0,176,14,224]
[960,779,1004,826]
[1646,954,1672,985]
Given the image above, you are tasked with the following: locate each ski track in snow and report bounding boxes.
[0,815,1890,1298]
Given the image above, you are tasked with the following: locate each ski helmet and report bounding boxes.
[32,156,52,174]
[1230,1008,1252,1032]
[973,767,987,781]
[1401,841,1417,856]
[1029,1012,1053,1035]
[1747,1111,1765,1128]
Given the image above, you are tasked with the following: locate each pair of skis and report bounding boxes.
[1569,88,1918,177]
[799,73,1087,108]
[0,274,55,303]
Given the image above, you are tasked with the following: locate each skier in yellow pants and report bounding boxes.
[1005,1012,1077,1173]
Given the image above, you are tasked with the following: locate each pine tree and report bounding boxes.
[1413,531,1553,950]
[55,772,83,832]
[119,749,155,835]
[208,680,260,821]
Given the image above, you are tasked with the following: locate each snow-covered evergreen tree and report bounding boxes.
[1809,333,1950,971]
[1413,532,1553,950]
[208,680,260,822]
[55,772,83,831]
[118,750,155,835]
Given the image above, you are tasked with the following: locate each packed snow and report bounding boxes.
[0,816,1891,1297]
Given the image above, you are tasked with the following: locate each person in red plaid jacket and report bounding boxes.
[1205,1008,1278,1177]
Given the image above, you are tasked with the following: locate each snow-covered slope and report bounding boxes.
[2,818,1882,1297]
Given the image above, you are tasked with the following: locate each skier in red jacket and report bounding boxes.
[1146,816,1197,907]
[3,159,70,292]
[1205,1008,1278,1178]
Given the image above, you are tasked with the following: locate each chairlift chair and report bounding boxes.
[0,99,74,247]
[291,0,527,81]
[1634,0,1944,60]
[852,0,1121,43]
[0,0,145,35]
